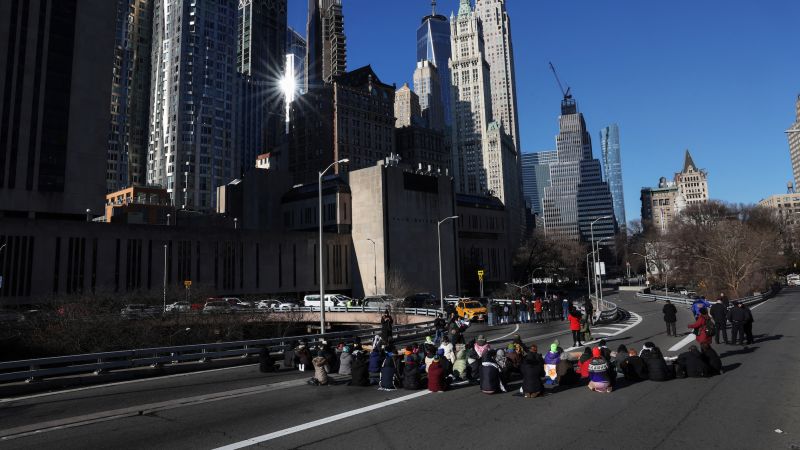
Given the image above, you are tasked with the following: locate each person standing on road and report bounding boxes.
[380,310,394,344]
[433,313,447,344]
[691,297,706,318]
[562,296,570,321]
[719,292,729,310]
[569,307,583,347]
[584,297,594,325]
[510,300,518,324]
[688,307,714,346]
[727,301,747,345]
[534,297,543,323]
[580,314,593,343]
[742,303,755,345]
[710,299,729,344]
[662,300,678,337]
[519,298,527,323]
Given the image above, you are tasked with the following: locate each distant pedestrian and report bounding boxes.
[534,297,543,323]
[709,299,729,344]
[580,315,593,342]
[568,307,583,347]
[584,297,594,325]
[726,302,747,345]
[510,300,518,324]
[562,297,570,320]
[434,313,446,344]
[380,311,394,344]
[742,303,754,345]
[662,300,678,337]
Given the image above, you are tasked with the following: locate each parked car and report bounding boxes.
[202,301,233,314]
[402,293,438,308]
[166,301,191,312]
[362,295,399,310]
[120,304,159,320]
[0,309,24,323]
[256,299,281,310]
[455,299,487,321]
[303,294,341,308]
[206,297,252,311]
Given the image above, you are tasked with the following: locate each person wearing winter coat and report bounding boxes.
[568,308,583,347]
[427,355,447,392]
[504,344,522,376]
[402,356,422,389]
[452,347,468,381]
[556,358,579,386]
[641,345,672,381]
[709,300,729,344]
[468,336,491,381]
[700,342,723,375]
[676,346,710,378]
[378,351,398,390]
[587,347,612,393]
[742,303,755,345]
[580,316,593,342]
[543,342,561,385]
[439,336,455,363]
[368,348,383,384]
[295,342,312,372]
[691,298,710,318]
[349,351,371,386]
[258,347,278,373]
[338,346,353,375]
[320,341,338,373]
[310,352,329,386]
[614,344,629,374]
[520,346,545,398]
[688,308,714,346]
[578,347,592,380]
[620,348,648,382]
[584,297,594,325]
[479,351,507,394]
[662,300,678,337]
[380,311,394,343]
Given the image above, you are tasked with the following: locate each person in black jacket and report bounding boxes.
[700,342,723,375]
[402,356,421,389]
[641,345,672,381]
[479,350,506,394]
[620,348,648,381]
[259,346,278,373]
[662,300,678,336]
[727,302,747,345]
[742,304,755,345]
[709,300,729,344]
[676,346,711,378]
[520,346,545,398]
[348,351,371,386]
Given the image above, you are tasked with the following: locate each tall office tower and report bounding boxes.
[107,0,153,193]
[237,0,287,160]
[788,95,800,189]
[417,1,452,127]
[0,0,116,219]
[600,124,626,231]
[286,27,307,94]
[413,60,445,131]
[148,0,238,210]
[394,83,421,128]
[674,149,709,204]
[448,0,493,196]
[305,0,346,89]
[521,150,557,215]
[474,0,520,153]
[542,95,615,243]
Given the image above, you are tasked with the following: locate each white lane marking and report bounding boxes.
[751,296,776,310]
[0,363,260,403]
[488,324,520,343]
[212,390,431,450]
[562,310,643,352]
[668,334,697,352]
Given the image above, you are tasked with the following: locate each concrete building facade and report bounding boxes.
[0,0,116,220]
[675,149,709,205]
[759,191,800,251]
[788,95,800,190]
[394,83,422,128]
[641,177,686,233]
[395,125,450,172]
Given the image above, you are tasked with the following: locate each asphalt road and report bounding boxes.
[1,290,798,449]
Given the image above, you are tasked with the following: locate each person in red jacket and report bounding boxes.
[568,306,583,347]
[688,307,713,346]
[534,297,543,323]
[578,347,592,381]
[427,355,447,392]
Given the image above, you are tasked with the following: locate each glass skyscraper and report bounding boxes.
[600,124,626,231]
[416,7,451,126]
[521,150,557,215]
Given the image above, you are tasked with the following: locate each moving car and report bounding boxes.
[455,299,487,321]
[202,300,233,314]
[362,295,399,309]
[166,301,191,312]
[303,294,341,308]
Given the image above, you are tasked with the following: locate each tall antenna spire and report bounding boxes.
[431,0,436,15]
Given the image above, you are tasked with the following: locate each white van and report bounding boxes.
[303,294,341,307]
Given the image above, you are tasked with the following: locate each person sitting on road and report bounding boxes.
[452,346,468,382]
[614,344,629,374]
[556,354,580,387]
[338,346,353,375]
[675,345,710,378]
[700,342,723,376]
[479,350,507,394]
[468,335,491,382]
[520,344,545,398]
[620,348,648,382]
[578,347,593,381]
[378,348,399,391]
[512,334,528,357]
[427,355,447,392]
[544,342,561,385]
[348,350,371,386]
[309,351,329,386]
[402,356,422,390]
[258,346,278,373]
[588,347,613,393]
[295,341,312,372]
[688,307,714,347]
[495,348,508,378]
[569,307,583,347]
[436,348,453,379]
[504,343,522,377]
[368,347,383,385]
[439,335,455,363]
[641,344,673,381]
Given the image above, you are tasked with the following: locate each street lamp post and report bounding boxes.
[163,244,168,312]
[585,251,595,298]
[590,215,611,300]
[366,238,377,296]
[437,216,459,313]
[319,158,348,335]
[595,237,610,304]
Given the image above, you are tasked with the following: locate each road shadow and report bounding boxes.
[719,346,759,358]
[752,334,783,344]
[721,362,742,373]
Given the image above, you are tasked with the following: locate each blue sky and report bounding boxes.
[288,1,800,222]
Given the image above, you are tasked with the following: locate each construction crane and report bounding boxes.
[548,62,571,100]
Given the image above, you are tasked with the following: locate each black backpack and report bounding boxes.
[704,317,716,336]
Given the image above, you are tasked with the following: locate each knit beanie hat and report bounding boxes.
[550,342,558,353]
[343,346,351,353]
[592,347,601,358]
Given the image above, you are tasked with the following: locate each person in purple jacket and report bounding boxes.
[588,347,612,393]
[543,341,561,385]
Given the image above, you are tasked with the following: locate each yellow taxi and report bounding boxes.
[456,299,487,321]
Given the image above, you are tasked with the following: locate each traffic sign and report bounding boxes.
[477,269,484,281]
[184,280,192,287]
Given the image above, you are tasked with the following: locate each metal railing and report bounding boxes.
[0,309,441,384]
[635,291,770,307]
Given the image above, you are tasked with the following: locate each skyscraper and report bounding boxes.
[674,149,709,204]
[542,94,615,243]
[600,124,626,231]
[148,0,239,210]
[107,0,153,193]
[788,95,800,189]
[521,150,557,215]
[474,0,520,153]
[306,0,346,89]
[417,2,452,127]
[286,27,307,94]
[0,0,116,218]
[394,83,421,128]
[413,60,445,131]
[448,0,492,196]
